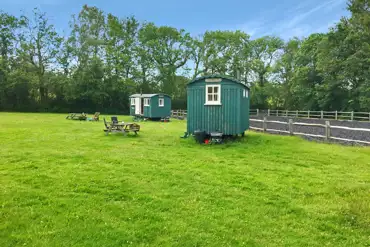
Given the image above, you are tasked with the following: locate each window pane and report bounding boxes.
[208,86,213,94]
[208,95,213,101]
[214,94,218,101]
[213,86,218,93]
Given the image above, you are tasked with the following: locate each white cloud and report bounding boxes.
[278,19,339,40]
[237,20,266,37]
[257,0,347,39]
[278,0,345,31]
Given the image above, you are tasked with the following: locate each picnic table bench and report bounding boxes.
[103,118,140,135]
[66,113,87,121]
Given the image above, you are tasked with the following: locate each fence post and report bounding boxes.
[257,109,259,116]
[335,111,338,120]
[308,110,310,118]
[289,119,293,135]
[325,121,331,141]
[286,110,288,117]
[296,110,298,118]
[263,117,267,132]
[321,111,324,119]
[351,111,354,121]
[276,110,278,116]
[268,109,270,116]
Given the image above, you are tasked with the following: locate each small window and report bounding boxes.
[159,97,164,107]
[131,98,135,105]
[144,98,150,106]
[243,89,249,98]
[205,85,221,105]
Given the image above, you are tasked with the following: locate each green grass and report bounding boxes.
[1,113,369,247]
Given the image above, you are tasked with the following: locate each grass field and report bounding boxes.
[1,113,369,247]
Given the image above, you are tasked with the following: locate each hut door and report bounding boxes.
[135,98,141,115]
[140,98,144,115]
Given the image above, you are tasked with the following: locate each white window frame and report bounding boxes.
[242,89,249,98]
[158,97,164,107]
[144,98,150,106]
[205,85,221,105]
[131,98,135,105]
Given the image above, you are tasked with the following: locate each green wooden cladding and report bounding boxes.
[129,94,171,119]
[187,75,250,135]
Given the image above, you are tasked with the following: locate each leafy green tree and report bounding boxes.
[0,1,368,113]
[0,12,26,109]
[138,23,191,96]
[250,36,284,87]
[20,8,62,107]
[273,38,301,108]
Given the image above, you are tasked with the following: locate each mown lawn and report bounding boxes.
[0,113,369,247]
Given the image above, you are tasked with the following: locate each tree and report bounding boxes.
[289,33,325,110]
[0,12,26,109]
[139,23,192,95]
[0,1,368,113]
[20,8,62,107]
[273,38,301,108]
[250,36,284,87]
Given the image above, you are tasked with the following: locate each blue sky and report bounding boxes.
[1,0,349,39]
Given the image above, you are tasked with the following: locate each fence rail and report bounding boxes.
[250,109,370,121]
[250,117,370,145]
[173,109,370,121]
[171,110,187,119]
[171,109,370,145]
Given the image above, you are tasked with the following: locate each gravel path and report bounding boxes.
[250,116,370,146]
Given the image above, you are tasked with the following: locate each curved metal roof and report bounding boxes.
[129,93,170,98]
[188,74,250,89]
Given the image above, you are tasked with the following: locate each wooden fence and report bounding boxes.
[171,109,370,144]
[250,109,370,121]
[171,110,187,119]
[174,109,370,121]
[250,117,370,145]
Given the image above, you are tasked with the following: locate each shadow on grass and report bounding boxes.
[103,133,142,139]
[179,132,273,148]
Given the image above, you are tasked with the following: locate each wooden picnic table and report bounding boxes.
[66,113,87,121]
[103,119,140,135]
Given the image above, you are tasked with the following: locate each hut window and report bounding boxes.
[159,97,164,107]
[243,89,249,98]
[205,85,221,105]
[131,98,135,105]
[144,98,150,106]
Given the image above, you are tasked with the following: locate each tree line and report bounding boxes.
[0,0,369,114]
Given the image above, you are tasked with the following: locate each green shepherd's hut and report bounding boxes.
[186,75,250,143]
[129,93,171,120]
